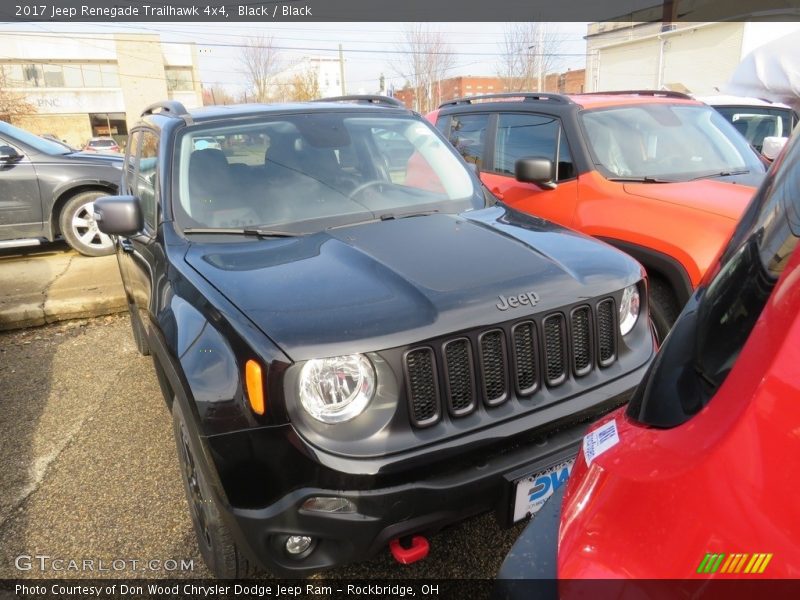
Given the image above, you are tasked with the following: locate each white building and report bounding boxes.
[272,55,345,100]
[0,32,203,147]
[585,21,800,95]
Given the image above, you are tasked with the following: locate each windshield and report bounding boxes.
[0,121,72,155]
[173,112,481,233]
[89,139,117,147]
[712,106,796,152]
[581,104,764,181]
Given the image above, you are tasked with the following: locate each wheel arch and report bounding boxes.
[49,182,118,238]
[597,237,693,306]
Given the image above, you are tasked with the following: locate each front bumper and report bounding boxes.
[228,418,584,576]
[204,363,646,576]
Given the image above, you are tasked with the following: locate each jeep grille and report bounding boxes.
[403,299,619,428]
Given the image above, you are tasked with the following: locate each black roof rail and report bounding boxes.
[439,92,573,108]
[141,100,191,121]
[581,90,694,100]
[313,95,405,108]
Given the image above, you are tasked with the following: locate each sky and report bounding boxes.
[1,21,591,95]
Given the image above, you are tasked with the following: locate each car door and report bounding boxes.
[115,130,141,299]
[479,113,579,228]
[123,128,160,327]
[0,135,44,239]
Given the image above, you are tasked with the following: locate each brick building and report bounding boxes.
[393,69,585,110]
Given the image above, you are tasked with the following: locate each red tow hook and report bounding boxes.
[389,535,430,564]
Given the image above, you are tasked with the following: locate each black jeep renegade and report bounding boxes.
[95,96,654,577]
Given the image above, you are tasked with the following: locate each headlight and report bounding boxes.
[619,284,640,336]
[299,354,375,423]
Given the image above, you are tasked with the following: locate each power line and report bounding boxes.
[0,31,590,57]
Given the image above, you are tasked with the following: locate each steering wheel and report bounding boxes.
[347,179,388,200]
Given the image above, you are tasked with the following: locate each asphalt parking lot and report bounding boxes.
[0,313,526,580]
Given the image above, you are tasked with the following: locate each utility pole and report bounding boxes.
[339,44,346,95]
[537,26,544,92]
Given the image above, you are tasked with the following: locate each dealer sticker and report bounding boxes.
[583,419,620,466]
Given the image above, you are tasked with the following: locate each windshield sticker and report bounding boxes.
[583,419,619,466]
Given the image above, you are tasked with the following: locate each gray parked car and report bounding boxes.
[0,121,123,256]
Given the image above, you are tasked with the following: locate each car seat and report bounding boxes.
[188,149,233,223]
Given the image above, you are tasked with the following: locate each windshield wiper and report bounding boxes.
[183,227,301,238]
[690,169,750,181]
[379,209,439,220]
[326,209,440,231]
[607,176,674,183]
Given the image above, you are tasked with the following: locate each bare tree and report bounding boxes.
[0,67,35,121]
[239,35,283,103]
[393,24,455,113]
[287,66,320,102]
[498,23,563,92]
[202,85,235,106]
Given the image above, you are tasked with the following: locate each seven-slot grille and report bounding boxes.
[404,299,618,428]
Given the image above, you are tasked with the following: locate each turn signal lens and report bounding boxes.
[245,359,266,415]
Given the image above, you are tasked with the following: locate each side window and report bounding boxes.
[134,131,159,228]
[124,131,141,194]
[494,114,574,181]
[448,114,489,169]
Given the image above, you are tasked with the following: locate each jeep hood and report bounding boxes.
[184,207,641,361]
[623,179,758,221]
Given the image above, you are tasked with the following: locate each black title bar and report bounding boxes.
[2,0,800,22]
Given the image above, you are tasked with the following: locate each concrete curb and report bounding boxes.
[0,250,127,331]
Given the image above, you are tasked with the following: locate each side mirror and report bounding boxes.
[0,145,22,162]
[761,136,788,161]
[93,195,143,236]
[515,157,556,189]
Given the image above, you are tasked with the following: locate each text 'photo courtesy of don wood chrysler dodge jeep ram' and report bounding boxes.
[93,96,656,577]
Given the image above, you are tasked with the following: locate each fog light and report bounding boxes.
[285,535,313,556]
[301,496,357,514]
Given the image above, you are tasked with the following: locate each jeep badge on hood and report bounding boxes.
[496,291,540,311]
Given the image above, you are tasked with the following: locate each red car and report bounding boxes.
[498,130,800,587]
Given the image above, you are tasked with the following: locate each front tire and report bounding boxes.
[649,278,680,343]
[172,399,255,579]
[59,191,115,257]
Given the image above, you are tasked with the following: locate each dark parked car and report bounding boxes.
[95,97,655,577]
[0,121,123,256]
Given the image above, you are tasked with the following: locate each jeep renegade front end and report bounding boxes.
[95,97,655,577]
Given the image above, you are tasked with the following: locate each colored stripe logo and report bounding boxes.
[697,552,773,574]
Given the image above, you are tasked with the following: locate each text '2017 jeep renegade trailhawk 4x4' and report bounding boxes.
[94,97,655,577]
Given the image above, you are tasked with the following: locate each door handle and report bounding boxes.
[491,187,504,200]
[120,239,134,253]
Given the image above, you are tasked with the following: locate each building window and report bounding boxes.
[2,63,119,88]
[63,65,83,87]
[0,64,24,86]
[82,64,103,87]
[166,67,194,91]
